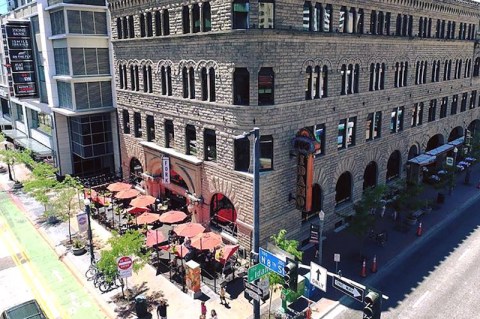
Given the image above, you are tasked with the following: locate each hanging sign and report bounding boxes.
[76,212,88,233]
[296,153,313,211]
[162,156,170,184]
[309,224,319,244]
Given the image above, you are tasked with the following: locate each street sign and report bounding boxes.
[309,262,327,292]
[246,289,261,302]
[259,247,285,276]
[117,256,133,278]
[332,276,364,303]
[309,224,319,244]
[245,281,263,295]
[248,263,270,283]
[446,157,454,166]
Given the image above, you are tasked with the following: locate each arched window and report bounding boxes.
[203,2,212,32]
[116,18,122,39]
[335,172,352,205]
[119,65,124,88]
[474,57,480,77]
[303,2,313,31]
[386,151,401,181]
[182,67,188,98]
[146,12,153,37]
[210,194,237,235]
[154,11,161,36]
[189,67,195,99]
[163,10,170,35]
[140,14,146,37]
[305,66,313,100]
[182,6,190,34]
[363,161,377,190]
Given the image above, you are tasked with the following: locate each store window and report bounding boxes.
[204,129,217,161]
[186,125,197,155]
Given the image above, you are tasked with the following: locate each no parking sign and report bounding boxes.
[117,256,133,278]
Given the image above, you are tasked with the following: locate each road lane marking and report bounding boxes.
[458,248,471,261]
[53,269,63,282]
[413,291,430,308]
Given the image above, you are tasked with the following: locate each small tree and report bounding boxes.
[266,229,302,317]
[97,230,150,282]
[23,161,59,217]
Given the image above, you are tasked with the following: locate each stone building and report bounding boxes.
[107,0,480,253]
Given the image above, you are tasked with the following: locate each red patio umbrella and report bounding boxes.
[84,189,98,200]
[215,244,240,265]
[174,222,205,238]
[191,232,223,251]
[159,210,187,224]
[162,244,190,258]
[115,188,140,199]
[126,206,150,215]
[130,195,156,208]
[136,212,160,225]
[107,182,132,192]
[145,229,166,247]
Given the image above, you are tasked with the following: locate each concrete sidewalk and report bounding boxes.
[2,161,480,319]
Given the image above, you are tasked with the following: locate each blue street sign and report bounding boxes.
[259,247,285,276]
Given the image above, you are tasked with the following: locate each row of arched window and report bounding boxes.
[302,2,476,40]
[118,64,153,93]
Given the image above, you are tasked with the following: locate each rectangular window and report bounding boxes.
[15,103,23,123]
[204,129,217,161]
[122,110,130,134]
[258,67,274,105]
[67,10,107,35]
[57,81,72,109]
[165,120,174,148]
[313,124,325,156]
[186,125,197,155]
[440,97,448,118]
[146,115,155,142]
[366,112,381,141]
[133,112,142,138]
[74,81,112,110]
[71,48,110,76]
[234,136,250,172]
[50,10,65,35]
[390,107,404,132]
[233,0,250,29]
[260,135,273,171]
[461,92,468,112]
[258,0,274,29]
[233,68,250,105]
[451,95,458,115]
[411,102,424,127]
[30,109,52,135]
[470,90,477,109]
[428,99,437,122]
[338,117,356,149]
[182,6,190,33]
[54,48,69,75]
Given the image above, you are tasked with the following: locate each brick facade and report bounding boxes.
[108,0,480,250]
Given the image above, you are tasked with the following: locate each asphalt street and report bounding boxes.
[326,189,480,319]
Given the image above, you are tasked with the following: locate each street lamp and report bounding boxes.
[449,147,458,195]
[234,127,260,319]
[318,210,325,266]
[84,198,95,264]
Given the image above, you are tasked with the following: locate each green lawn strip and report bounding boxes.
[0,197,105,319]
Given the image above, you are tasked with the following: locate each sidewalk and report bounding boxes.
[0,164,268,319]
[2,162,480,319]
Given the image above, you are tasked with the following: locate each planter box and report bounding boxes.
[72,246,86,256]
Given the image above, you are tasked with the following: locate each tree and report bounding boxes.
[97,230,150,282]
[266,229,302,317]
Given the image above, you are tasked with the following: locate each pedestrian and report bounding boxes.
[210,309,218,319]
[219,285,227,305]
[380,205,386,218]
[156,299,168,319]
[201,301,207,317]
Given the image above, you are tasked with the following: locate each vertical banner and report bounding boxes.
[296,153,314,211]
[162,156,170,184]
[76,212,88,233]
[185,260,201,293]
[309,224,319,244]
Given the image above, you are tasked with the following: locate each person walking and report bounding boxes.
[210,309,218,319]
[201,301,207,317]
[219,285,227,306]
[156,299,168,319]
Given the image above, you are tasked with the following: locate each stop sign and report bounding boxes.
[117,256,133,270]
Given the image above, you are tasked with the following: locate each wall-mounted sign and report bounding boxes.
[296,153,313,211]
[4,21,37,98]
[162,156,170,184]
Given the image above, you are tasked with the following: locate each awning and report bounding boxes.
[448,136,464,147]
[408,154,436,166]
[426,144,455,156]
[15,137,52,157]
[2,129,26,140]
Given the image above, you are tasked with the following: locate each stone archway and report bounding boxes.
[129,157,143,184]
[386,150,401,181]
[335,172,352,205]
[426,134,444,151]
[363,161,378,190]
[210,193,237,236]
[408,144,418,159]
[448,126,464,142]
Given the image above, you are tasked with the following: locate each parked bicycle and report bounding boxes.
[368,229,388,247]
[99,275,124,293]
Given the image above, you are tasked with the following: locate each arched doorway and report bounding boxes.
[448,126,463,142]
[363,161,377,190]
[408,145,418,160]
[335,172,352,205]
[468,120,480,136]
[210,193,237,236]
[426,134,444,151]
[129,157,143,185]
[386,151,401,181]
[303,183,323,221]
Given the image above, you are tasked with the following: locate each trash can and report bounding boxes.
[437,192,445,204]
[135,295,148,318]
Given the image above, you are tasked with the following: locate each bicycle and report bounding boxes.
[99,275,124,293]
[85,263,99,281]
[368,229,388,247]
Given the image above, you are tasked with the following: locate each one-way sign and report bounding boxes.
[332,276,364,303]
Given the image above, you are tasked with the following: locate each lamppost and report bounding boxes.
[449,147,458,195]
[4,144,12,181]
[235,127,260,319]
[318,210,325,266]
[84,198,95,264]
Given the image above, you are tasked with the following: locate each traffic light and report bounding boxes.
[283,257,298,292]
[363,288,382,319]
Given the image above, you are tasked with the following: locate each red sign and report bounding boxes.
[117,256,133,270]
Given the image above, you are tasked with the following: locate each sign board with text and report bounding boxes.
[309,262,327,292]
[117,256,133,278]
[259,248,285,276]
[247,263,270,283]
[332,276,364,303]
